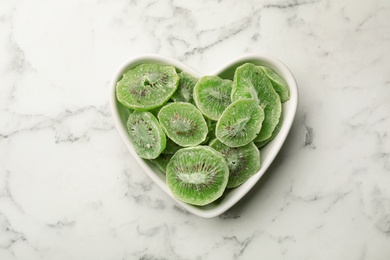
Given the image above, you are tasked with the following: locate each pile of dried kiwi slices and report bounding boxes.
[116,63,289,206]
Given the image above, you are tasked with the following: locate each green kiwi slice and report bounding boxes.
[216,99,264,147]
[116,64,179,111]
[259,66,290,103]
[193,76,233,121]
[171,72,198,104]
[149,153,172,173]
[162,138,183,155]
[231,63,282,142]
[255,111,284,149]
[149,102,169,118]
[157,102,208,147]
[118,103,133,123]
[166,146,229,206]
[209,139,260,188]
[206,119,217,143]
[126,111,166,159]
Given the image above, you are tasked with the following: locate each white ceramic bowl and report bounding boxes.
[110,54,298,218]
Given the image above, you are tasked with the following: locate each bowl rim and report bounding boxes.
[110,53,298,218]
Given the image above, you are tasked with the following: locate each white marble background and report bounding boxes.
[0,0,389,259]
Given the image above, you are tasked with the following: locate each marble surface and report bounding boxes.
[0,0,389,259]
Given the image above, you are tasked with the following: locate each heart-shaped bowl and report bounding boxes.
[110,54,298,218]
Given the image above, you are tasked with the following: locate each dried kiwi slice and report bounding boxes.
[206,119,217,143]
[149,102,169,118]
[216,99,264,147]
[162,138,182,155]
[259,66,290,103]
[158,102,208,147]
[209,139,260,188]
[126,111,166,159]
[116,64,179,111]
[118,103,133,123]
[149,153,172,173]
[231,63,281,142]
[255,111,284,149]
[193,76,232,121]
[171,72,198,104]
[166,146,229,206]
